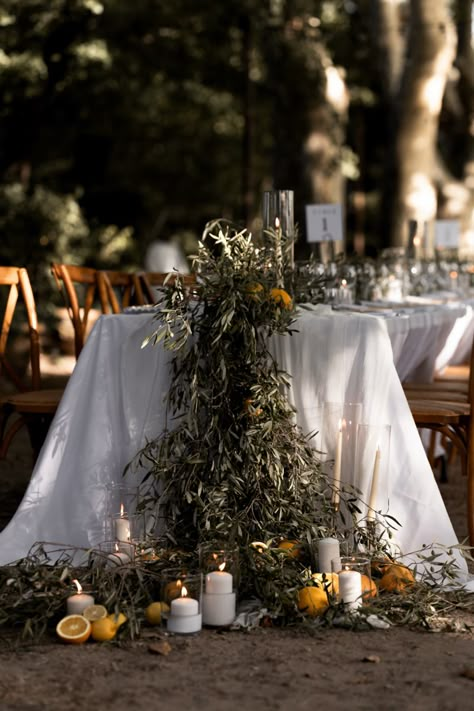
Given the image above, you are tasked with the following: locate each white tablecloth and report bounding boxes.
[0,306,469,582]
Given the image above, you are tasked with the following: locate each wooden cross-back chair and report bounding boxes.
[51,263,118,359]
[98,270,135,314]
[405,333,474,543]
[131,272,197,305]
[0,266,64,461]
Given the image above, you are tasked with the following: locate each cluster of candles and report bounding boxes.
[167,559,237,634]
[317,538,366,610]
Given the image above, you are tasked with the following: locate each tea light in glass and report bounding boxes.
[167,582,202,635]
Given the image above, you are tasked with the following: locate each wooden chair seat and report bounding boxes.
[435,364,469,381]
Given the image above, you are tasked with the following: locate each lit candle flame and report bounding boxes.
[120,502,125,518]
[181,585,188,597]
[72,579,83,594]
[114,542,119,553]
[218,562,226,572]
[275,217,280,229]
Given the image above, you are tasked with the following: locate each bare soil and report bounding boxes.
[1,363,474,710]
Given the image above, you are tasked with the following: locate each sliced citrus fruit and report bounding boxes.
[91,616,118,642]
[83,604,108,622]
[56,614,91,644]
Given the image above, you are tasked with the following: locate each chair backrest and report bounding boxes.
[132,272,197,305]
[51,263,111,359]
[0,266,41,392]
[98,270,135,314]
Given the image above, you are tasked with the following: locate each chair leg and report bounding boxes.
[467,421,474,546]
[24,414,54,462]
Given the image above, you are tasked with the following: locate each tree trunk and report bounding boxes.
[390,0,457,248]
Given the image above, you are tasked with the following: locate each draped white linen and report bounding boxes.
[0,306,470,585]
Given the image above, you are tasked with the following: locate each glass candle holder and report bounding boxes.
[199,544,239,627]
[332,555,374,608]
[105,483,140,521]
[161,572,203,634]
[262,189,295,286]
[321,402,363,506]
[354,424,391,525]
[92,540,135,568]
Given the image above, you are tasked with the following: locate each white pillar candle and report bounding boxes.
[367,447,381,522]
[317,537,340,573]
[114,513,130,542]
[338,570,362,610]
[202,568,236,626]
[332,421,343,507]
[205,570,233,595]
[66,580,95,615]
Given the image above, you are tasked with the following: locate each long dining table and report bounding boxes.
[0,301,472,586]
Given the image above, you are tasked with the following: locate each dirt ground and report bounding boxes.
[1,363,474,710]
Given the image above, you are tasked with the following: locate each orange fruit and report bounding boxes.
[270,288,293,310]
[82,604,108,622]
[379,564,415,593]
[361,574,377,600]
[164,580,183,604]
[246,282,264,301]
[297,586,329,617]
[56,614,91,644]
[90,617,119,642]
[277,539,303,559]
[145,602,170,625]
[311,572,339,596]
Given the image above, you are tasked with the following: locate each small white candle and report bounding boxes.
[367,447,381,522]
[171,596,199,617]
[167,585,202,634]
[339,570,362,610]
[317,538,340,573]
[332,420,343,507]
[107,550,130,567]
[114,504,130,541]
[66,580,95,615]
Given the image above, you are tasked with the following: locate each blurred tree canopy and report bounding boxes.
[0,0,472,299]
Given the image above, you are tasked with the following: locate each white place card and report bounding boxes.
[434,220,460,249]
[305,204,343,243]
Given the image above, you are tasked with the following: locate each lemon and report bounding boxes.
[145,601,170,625]
[83,604,108,622]
[297,586,329,617]
[108,611,127,628]
[91,616,118,642]
[56,614,91,644]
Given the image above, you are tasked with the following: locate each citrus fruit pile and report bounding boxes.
[56,603,127,644]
